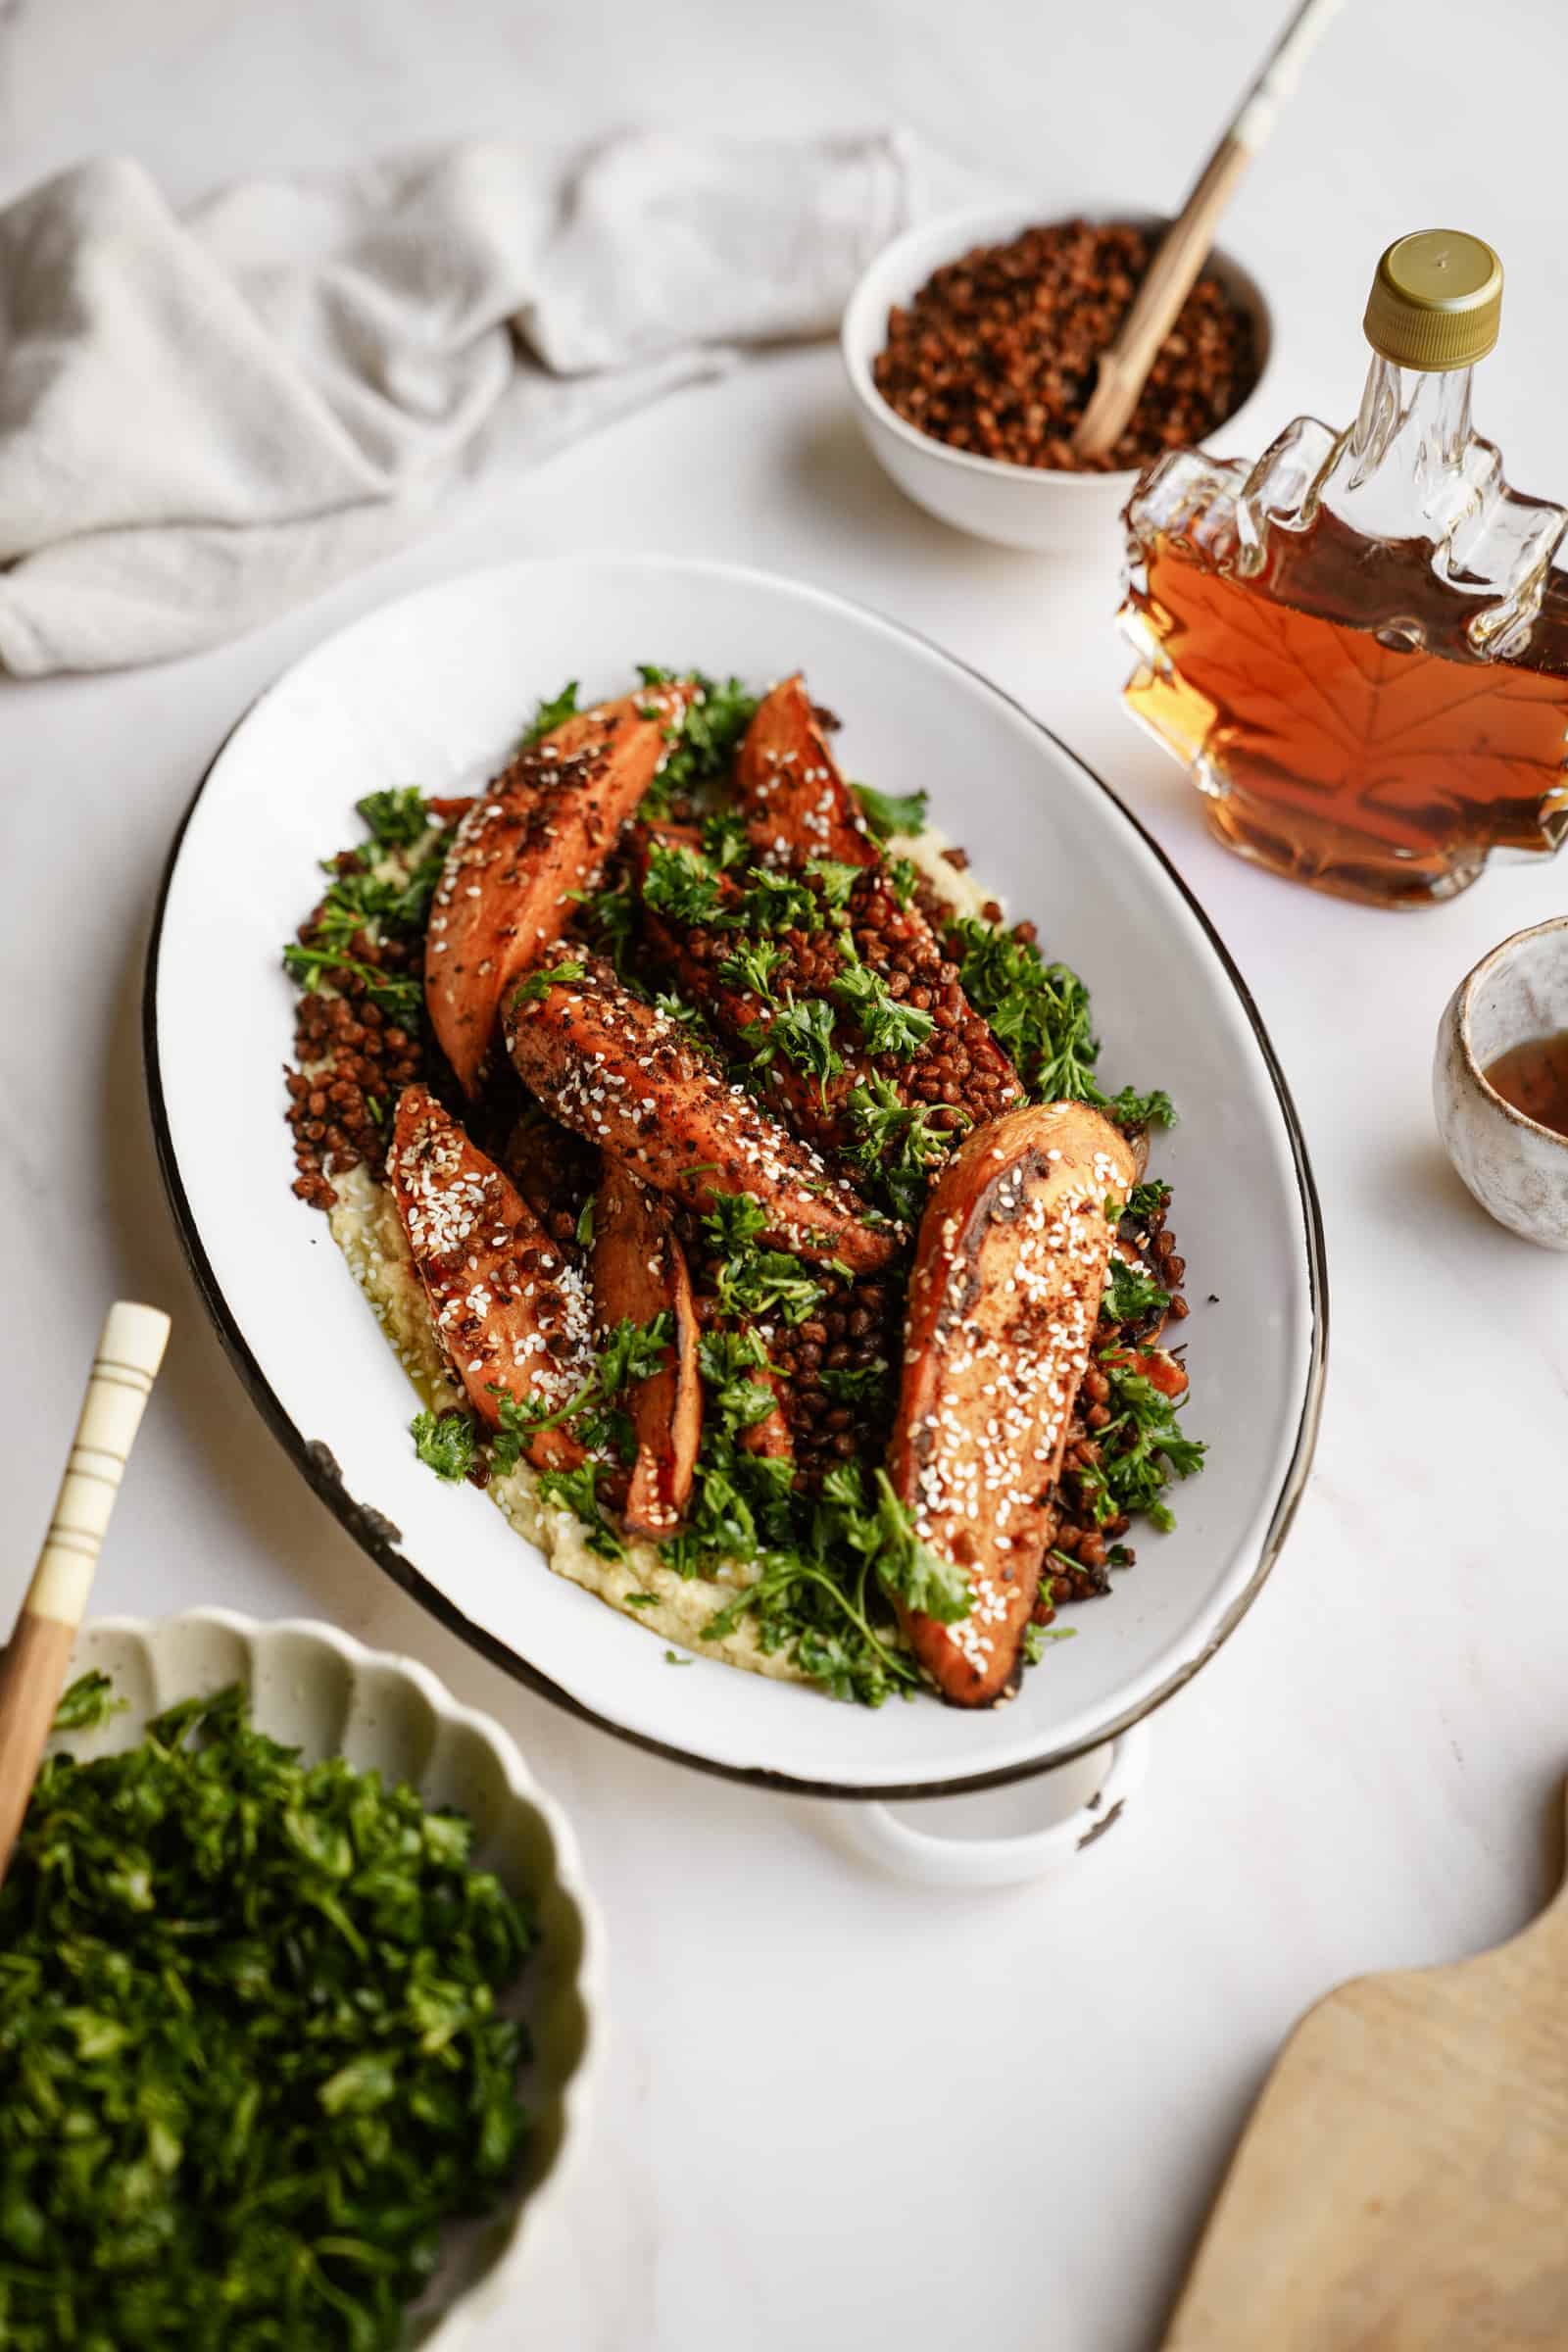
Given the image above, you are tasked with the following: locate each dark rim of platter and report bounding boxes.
[142,559,1329,1805]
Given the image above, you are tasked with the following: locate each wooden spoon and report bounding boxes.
[0,1300,171,1878]
[1072,0,1348,462]
[1163,1799,1568,2347]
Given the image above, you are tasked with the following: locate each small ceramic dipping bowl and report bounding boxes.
[840,202,1275,556]
[1434,916,1568,1249]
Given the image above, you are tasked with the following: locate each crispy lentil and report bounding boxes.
[872,219,1258,475]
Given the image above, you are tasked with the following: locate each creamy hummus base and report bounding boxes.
[325,823,989,1680]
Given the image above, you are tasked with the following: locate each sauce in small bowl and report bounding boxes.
[1434,916,1568,1248]
[1484,1030,1568,1138]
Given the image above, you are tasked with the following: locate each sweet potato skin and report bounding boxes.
[888,1102,1137,1706]
[590,1156,701,1538]
[426,680,691,1095]
[736,674,879,868]
[388,1085,591,1473]
[504,956,898,1273]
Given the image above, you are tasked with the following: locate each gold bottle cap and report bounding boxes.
[1363,230,1502,371]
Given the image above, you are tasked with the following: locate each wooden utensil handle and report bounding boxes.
[0,1301,171,1876]
[1072,0,1348,460]
[1072,138,1252,459]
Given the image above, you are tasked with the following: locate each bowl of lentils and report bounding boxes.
[841,205,1273,553]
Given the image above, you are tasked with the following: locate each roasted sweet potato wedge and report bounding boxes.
[504,955,898,1273]
[590,1156,701,1537]
[736,675,879,868]
[389,1085,591,1472]
[426,679,693,1095]
[887,1101,1137,1706]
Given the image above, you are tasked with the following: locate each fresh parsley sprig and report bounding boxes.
[852,781,929,840]
[954,915,1175,1128]
[1102,1255,1172,1328]
[701,1194,826,1326]
[518,678,580,745]
[830,948,936,1058]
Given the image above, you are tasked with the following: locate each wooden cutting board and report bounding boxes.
[1162,1794,1568,2349]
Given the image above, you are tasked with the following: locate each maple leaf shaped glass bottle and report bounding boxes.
[1119,230,1568,906]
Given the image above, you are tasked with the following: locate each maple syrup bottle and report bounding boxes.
[1119,231,1568,906]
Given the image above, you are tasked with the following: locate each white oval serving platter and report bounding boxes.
[146,556,1326,1798]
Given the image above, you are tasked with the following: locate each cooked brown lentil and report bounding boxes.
[873,219,1257,475]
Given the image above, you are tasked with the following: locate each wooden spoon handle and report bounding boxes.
[0,1301,171,1876]
[1073,0,1348,461]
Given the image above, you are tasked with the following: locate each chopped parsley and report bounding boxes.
[853,781,929,840]
[845,1073,961,1221]
[536,1461,623,1558]
[1103,1255,1171,1328]
[50,1669,125,1734]
[518,678,579,745]
[0,1681,532,2351]
[804,858,863,912]
[512,957,586,1005]
[411,1407,480,1483]
[702,809,751,869]
[635,667,758,813]
[701,1193,826,1326]
[571,873,637,970]
[1082,1359,1206,1533]
[489,1316,673,1470]
[954,915,1175,1128]
[731,866,824,935]
[282,811,451,1026]
[718,937,786,1002]
[355,785,431,849]
[742,996,845,1101]
[697,1331,778,1430]
[642,840,730,927]
[830,951,936,1058]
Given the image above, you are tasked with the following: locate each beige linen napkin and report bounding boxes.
[0,129,979,675]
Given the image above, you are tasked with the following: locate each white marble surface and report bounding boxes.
[6,2,1568,2345]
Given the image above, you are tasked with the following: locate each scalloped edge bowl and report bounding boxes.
[53,1609,603,2347]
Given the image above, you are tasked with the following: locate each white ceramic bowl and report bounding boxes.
[1434,916,1568,1250]
[146,556,1325,1800]
[54,1609,602,2348]
[840,203,1276,555]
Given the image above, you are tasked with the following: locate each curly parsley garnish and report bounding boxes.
[830,949,936,1058]
[701,1194,826,1326]
[1103,1254,1172,1328]
[635,666,758,814]
[518,678,580,745]
[1079,1359,1205,1533]
[411,1407,480,1483]
[355,785,432,849]
[954,915,1175,1127]
[642,840,731,928]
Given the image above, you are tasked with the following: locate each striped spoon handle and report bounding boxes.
[0,1301,172,1878]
